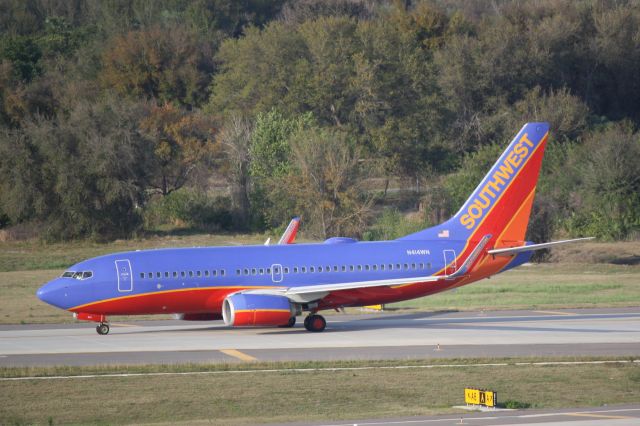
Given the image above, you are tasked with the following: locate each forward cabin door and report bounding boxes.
[115,259,133,292]
[443,250,457,275]
[271,264,283,283]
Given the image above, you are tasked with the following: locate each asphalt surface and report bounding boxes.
[278,405,640,426]
[1,307,639,366]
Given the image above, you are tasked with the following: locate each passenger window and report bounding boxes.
[333,266,338,272]
[404,264,409,270]
[197,271,202,277]
[212,270,217,276]
[301,267,307,273]
[310,266,315,273]
[165,272,169,278]
[181,271,186,278]
[236,269,241,275]
[411,263,416,270]
[284,267,289,274]
[266,268,271,274]
[341,265,346,272]
[427,263,432,269]
[357,265,362,271]
[419,263,424,269]
[148,272,153,279]
[293,267,299,273]
[259,268,264,275]
[388,264,393,270]
[244,268,249,275]
[173,271,178,278]
[204,270,209,277]
[251,268,257,275]
[188,271,193,277]
[318,266,323,272]
[396,264,401,270]
[365,265,370,271]
[380,264,385,271]
[326,266,331,272]
[349,265,354,271]
[140,273,145,279]
[372,265,377,271]
[221,270,226,276]
[156,272,161,278]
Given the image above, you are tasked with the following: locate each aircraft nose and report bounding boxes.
[36,279,67,308]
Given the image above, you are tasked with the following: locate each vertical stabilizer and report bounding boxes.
[400,122,550,245]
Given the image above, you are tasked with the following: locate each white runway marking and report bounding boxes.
[2,359,638,381]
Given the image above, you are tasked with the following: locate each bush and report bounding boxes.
[363,209,428,241]
[143,190,233,232]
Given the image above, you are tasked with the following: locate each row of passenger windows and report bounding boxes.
[140,269,226,279]
[139,262,433,280]
[235,262,432,276]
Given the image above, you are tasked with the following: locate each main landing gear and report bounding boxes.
[304,314,326,332]
[96,323,110,335]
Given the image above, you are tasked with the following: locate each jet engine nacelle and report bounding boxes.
[222,293,295,327]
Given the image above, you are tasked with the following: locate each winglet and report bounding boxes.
[278,217,300,245]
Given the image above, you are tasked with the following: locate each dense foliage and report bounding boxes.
[0,0,638,242]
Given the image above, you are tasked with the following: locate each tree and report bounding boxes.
[139,103,217,196]
[217,115,253,228]
[100,25,214,107]
[278,126,372,238]
[0,97,149,240]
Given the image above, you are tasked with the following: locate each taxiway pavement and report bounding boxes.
[283,405,640,426]
[1,307,639,366]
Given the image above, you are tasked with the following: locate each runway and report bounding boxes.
[1,307,639,366]
[290,405,640,426]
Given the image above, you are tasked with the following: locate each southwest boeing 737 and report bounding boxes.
[37,122,591,334]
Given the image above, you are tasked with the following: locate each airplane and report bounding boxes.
[37,122,592,335]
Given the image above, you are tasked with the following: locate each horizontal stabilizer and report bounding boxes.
[487,237,594,256]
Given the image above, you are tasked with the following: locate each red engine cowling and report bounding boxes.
[176,313,223,321]
[222,293,294,327]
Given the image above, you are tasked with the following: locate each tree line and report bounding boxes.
[0,0,638,242]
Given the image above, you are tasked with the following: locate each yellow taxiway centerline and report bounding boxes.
[219,349,257,362]
[565,413,633,419]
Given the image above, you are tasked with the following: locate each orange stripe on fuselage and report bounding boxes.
[69,286,277,315]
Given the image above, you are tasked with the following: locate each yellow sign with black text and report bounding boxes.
[464,388,497,407]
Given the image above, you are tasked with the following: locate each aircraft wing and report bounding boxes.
[246,235,492,303]
[487,237,594,256]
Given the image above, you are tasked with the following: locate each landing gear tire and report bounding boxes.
[96,323,110,335]
[279,316,296,328]
[304,314,326,332]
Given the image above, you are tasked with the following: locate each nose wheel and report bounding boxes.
[304,314,326,332]
[96,323,110,335]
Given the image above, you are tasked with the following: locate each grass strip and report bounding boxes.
[1,356,639,425]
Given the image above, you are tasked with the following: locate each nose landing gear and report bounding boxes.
[96,323,110,335]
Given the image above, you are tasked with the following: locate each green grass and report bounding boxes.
[389,263,640,311]
[0,233,270,272]
[1,357,638,425]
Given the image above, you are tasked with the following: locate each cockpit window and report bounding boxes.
[61,271,93,280]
